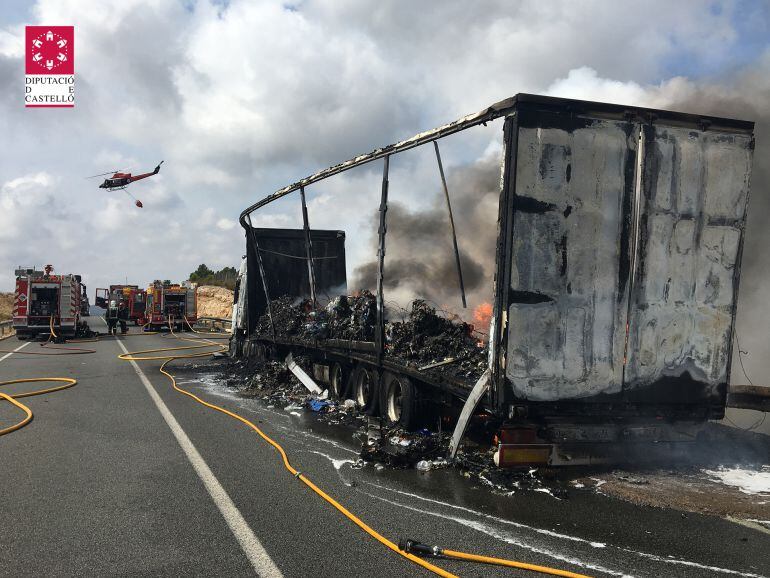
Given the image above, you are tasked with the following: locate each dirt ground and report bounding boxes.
[0,292,13,321]
[575,469,770,526]
[568,425,770,529]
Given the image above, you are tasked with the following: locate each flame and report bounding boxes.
[473,302,493,346]
[473,302,492,330]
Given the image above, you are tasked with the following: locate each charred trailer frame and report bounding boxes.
[238,94,755,458]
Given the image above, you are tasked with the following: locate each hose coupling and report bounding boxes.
[398,538,443,558]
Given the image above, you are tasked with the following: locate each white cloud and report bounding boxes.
[216,218,236,231]
[0,0,764,296]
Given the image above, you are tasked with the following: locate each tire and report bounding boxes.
[329,362,349,400]
[353,364,379,414]
[381,372,419,430]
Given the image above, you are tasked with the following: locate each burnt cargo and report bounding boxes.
[245,227,347,333]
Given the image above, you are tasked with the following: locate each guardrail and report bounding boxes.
[0,320,13,338]
[194,316,232,333]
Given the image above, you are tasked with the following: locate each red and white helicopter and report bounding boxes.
[87,161,164,208]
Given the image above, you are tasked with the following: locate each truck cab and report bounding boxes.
[13,265,86,339]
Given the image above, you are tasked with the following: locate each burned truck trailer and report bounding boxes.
[236,94,755,463]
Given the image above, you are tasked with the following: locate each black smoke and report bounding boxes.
[351,156,500,317]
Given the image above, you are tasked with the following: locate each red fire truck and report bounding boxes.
[94,285,147,325]
[13,265,89,339]
[145,282,197,331]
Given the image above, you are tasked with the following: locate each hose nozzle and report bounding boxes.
[398,538,444,558]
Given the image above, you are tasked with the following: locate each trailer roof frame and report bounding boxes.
[239,93,753,226]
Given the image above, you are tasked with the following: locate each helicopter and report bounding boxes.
[86,161,164,208]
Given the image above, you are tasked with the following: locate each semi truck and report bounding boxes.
[232,94,755,465]
[145,282,197,331]
[13,264,89,339]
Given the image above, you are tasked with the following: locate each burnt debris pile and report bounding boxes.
[321,291,377,340]
[254,296,305,337]
[255,294,486,383]
[255,292,377,341]
[360,421,449,469]
[387,300,486,383]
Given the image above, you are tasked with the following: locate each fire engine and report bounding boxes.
[145,281,197,331]
[13,264,89,339]
[95,285,147,325]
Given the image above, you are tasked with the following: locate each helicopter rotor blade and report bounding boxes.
[85,168,127,179]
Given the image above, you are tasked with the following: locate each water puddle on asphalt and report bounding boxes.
[183,365,770,578]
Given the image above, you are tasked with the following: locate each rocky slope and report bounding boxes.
[196,285,234,319]
[0,292,13,321]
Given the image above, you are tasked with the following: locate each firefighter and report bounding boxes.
[105,293,128,334]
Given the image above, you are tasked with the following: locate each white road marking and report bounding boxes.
[0,341,30,362]
[115,338,283,577]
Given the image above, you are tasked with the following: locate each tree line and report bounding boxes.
[189,264,238,290]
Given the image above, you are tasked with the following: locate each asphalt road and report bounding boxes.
[1,320,769,577]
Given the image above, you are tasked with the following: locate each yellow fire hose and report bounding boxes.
[0,314,173,437]
[0,316,98,355]
[183,315,230,339]
[117,324,592,578]
[0,317,93,436]
[0,377,77,436]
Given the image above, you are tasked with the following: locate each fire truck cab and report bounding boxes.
[145,282,197,331]
[95,285,147,325]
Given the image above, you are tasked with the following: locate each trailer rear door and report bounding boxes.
[502,106,638,401]
[499,96,754,410]
[623,124,754,406]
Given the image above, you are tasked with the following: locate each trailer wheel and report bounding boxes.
[381,373,419,430]
[330,362,349,400]
[353,364,378,413]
